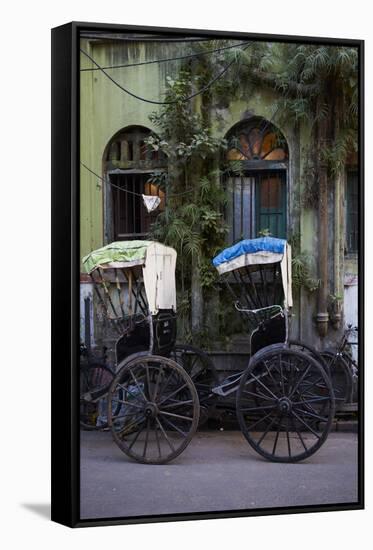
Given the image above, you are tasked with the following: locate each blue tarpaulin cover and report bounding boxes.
[212,237,286,267]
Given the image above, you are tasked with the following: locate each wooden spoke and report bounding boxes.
[142,419,150,458]
[160,416,188,437]
[286,417,291,457]
[292,410,321,439]
[154,423,162,458]
[129,369,147,401]
[112,398,144,410]
[117,383,145,405]
[117,416,146,440]
[256,414,278,446]
[145,364,152,401]
[247,371,278,400]
[291,417,308,452]
[271,416,283,456]
[293,407,329,422]
[159,410,194,422]
[154,368,175,402]
[246,410,274,431]
[155,417,176,453]
[158,382,189,407]
[288,364,312,399]
[152,365,164,402]
[262,359,279,388]
[128,422,146,450]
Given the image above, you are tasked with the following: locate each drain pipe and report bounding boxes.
[332,96,342,330]
[332,171,342,329]
[316,114,329,337]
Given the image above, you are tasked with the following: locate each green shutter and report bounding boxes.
[255,172,287,238]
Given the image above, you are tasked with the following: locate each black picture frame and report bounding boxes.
[51,21,364,528]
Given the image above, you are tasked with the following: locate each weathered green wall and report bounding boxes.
[80,37,358,349]
[80,39,301,259]
[80,38,186,261]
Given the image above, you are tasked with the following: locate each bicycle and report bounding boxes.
[320,325,358,405]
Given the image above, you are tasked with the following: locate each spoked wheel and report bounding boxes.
[108,355,200,464]
[236,346,335,462]
[320,351,353,405]
[288,340,330,377]
[170,344,219,427]
[80,363,114,430]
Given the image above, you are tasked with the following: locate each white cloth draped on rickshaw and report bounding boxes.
[82,240,177,314]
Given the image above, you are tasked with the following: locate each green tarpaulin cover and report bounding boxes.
[82,241,153,273]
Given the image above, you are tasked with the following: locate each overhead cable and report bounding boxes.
[80,40,252,72]
[79,42,253,105]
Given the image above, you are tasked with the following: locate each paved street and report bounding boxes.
[80,430,358,519]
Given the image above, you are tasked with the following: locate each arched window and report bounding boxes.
[104,126,167,240]
[226,119,288,162]
[224,118,288,241]
[105,125,167,165]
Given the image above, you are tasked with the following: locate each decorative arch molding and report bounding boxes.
[102,125,167,243]
[103,124,167,172]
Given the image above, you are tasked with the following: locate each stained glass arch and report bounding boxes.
[226,117,288,162]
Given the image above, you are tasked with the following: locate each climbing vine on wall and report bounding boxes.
[145,68,229,342]
[144,41,358,344]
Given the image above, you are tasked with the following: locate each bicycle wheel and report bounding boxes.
[108,355,199,464]
[80,363,114,430]
[343,354,358,403]
[236,346,335,463]
[320,351,353,405]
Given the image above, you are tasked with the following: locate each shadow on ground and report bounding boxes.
[21,503,51,520]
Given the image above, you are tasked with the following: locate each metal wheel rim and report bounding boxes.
[108,355,199,464]
[236,349,335,463]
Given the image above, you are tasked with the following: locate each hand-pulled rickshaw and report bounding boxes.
[80,237,335,465]
[211,237,335,462]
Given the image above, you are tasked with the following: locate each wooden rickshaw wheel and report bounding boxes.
[236,346,335,463]
[108,355,199,464]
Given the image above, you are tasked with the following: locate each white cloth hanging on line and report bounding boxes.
[142,194,161,213]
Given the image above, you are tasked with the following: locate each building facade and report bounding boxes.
[79,33,358,357]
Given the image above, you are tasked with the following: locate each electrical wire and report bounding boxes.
[80,162,195,198]
[81,162,142,197]
[80,40,252,72]
[79,42,253,105]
